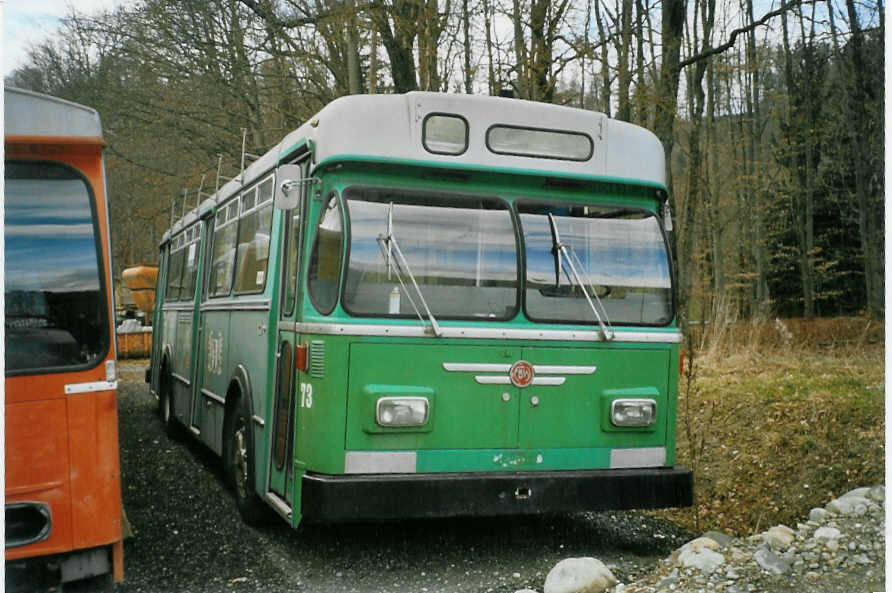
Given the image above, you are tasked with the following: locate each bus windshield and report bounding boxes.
[4,161,109,373]
[342,187,519,320]
[519,202,672,326]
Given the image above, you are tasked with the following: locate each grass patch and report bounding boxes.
[658,317,884,535]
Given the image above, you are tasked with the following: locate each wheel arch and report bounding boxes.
[225,363,254,420]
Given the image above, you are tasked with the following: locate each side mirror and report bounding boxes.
[275,164,303,210]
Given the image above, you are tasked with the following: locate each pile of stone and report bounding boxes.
[515,485,884,593]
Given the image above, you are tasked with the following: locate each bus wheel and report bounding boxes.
[158,365,179,439]
[224,395,268,525]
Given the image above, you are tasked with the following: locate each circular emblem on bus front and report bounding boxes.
[509,360,535,388]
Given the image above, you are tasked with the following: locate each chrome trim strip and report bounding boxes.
[277,321,296,332]
[252,415,266,427]
[64,380,117,395]
[531,377,565,386]
[200,299,271,312]
[201,388,226,405]
[474,376,512,385]
[534,365,596,375]
[344,451,417,474]
[444,363,511,373]
[172,372,191,386]
[294,322,681,343]
[609,447,666,469]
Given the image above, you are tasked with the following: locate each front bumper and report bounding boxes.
[301,466,692,521]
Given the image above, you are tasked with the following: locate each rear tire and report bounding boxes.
[223,393,268,525]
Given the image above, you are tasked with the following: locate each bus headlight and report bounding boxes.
[610,399,656,427]
[376,397,429,427]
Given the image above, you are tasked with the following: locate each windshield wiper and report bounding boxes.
[547,213,614,341]
[377,202,443,337]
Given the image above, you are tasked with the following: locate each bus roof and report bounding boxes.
[166,93,666,241]
[4,87,103,139]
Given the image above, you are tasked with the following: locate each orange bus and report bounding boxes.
[4,88,123,588]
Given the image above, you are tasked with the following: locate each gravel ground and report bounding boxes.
[113,361,693,593]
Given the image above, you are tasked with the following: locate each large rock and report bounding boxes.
[868,485,885,502]
[702,530,734,548]
[813,526,842,541]
[543,558,617,593]
[808,507,828,523]
[839,487,872,500]
[762,525,795,551]
[674,537,725,574]
[754,546,791,575]
[826,496,871,516]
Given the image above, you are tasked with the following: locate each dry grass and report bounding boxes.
[657,317,884,536]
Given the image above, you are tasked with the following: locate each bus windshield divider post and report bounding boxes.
[547,213,614,341]
[377,203,442,337]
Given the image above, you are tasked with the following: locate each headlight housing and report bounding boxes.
[610,398,657,427]
[376,397,430,427]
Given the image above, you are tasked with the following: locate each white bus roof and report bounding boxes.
[169,93,666,241]
[4,87,103,138]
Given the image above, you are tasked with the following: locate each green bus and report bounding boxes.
[148,92,692,526]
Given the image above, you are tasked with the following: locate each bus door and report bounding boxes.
[171,224,202,428]
[188,215,213,434]
[267,161,307,509]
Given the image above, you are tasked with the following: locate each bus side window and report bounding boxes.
[181,227,201,301]
[166,243,185,302]
[234,179,274,294]
[208,201,239,298]
[307,194,343,315]
[283,163,306,316]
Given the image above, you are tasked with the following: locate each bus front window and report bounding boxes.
[343,187,518,320]
[519,203,673,326]
[4,161,109,373]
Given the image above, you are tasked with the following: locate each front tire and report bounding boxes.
[223,394,268,525]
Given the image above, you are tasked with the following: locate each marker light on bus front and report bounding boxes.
[610,399,657,427]
[376,397,430,427]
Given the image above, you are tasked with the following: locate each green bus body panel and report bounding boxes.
[293,336,351,474]
[347,343,522,450]
[341,341,670,466]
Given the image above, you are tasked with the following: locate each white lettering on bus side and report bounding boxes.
[207,330,224,375]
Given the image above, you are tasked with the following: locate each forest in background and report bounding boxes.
[6,0,884,327]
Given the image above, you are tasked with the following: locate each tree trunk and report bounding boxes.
[483,0,496,94]
[653,0,686,316]
[463,0,473,93]
[845,0,884,317]
[368,24,378,93]
[744,0,770,317]
[346,0,361,95]
[593,0,612,115]
[616,0,633,121]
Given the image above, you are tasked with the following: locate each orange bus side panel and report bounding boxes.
[68,390,123,549]
[5,399,74,560]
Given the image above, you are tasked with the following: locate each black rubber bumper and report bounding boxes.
[301,467,692,521]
